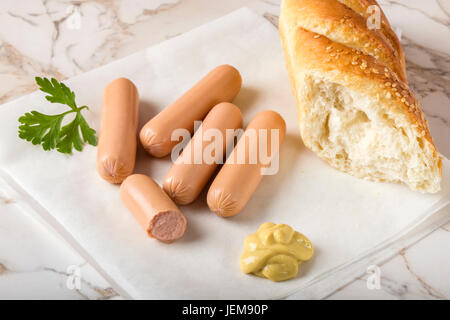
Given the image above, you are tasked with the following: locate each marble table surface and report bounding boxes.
[0,0,449,300]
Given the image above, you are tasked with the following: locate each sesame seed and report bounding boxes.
[314,34,320,39]
[372,68,379,74]
[395,92,401,97]
[401,98,406,102]
[385,82,391,86]
[405,101,410,106]
[360,64,367,70]
[392,83,397,88]
[351,61,358,65]
[326,46,332,52]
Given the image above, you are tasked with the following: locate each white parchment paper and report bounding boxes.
[0,8,449,299]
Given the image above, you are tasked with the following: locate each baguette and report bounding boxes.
[279,0,441,193]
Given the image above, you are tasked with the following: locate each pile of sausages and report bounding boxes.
[96,65,286,243]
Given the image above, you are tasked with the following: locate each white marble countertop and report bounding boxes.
[0,0,449,300]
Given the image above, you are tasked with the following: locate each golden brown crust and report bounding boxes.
[281,0,406,83]
[338,0,406,78]
[279,0,441,176]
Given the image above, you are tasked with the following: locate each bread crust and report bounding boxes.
[281,0,406,82]
[338,0,406,77]
[279,0,442,187]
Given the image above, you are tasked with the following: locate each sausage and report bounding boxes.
[163,102,243,205]
[139,65,242,158]
[207,110,286,217]
[120,174,187,243]
[97,78,139,184]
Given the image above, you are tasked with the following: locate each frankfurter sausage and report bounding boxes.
[207,110,286,217]
[97,78,139,184]
[163,102,243,205]
[139,65,242,158]
[120,174,187,243]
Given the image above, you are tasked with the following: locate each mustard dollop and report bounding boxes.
[240,222,314,282]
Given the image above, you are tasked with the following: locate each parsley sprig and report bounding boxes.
[18,77,97,154]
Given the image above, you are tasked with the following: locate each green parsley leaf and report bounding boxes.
[18,77,97,154]
[18,111,65,150]
[35,77,77,110]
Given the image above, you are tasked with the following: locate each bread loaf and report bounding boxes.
[279,0,441,193]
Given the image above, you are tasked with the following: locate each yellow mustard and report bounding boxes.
[240,222,314,282]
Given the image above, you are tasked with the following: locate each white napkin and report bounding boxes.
[0,8,448,299]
